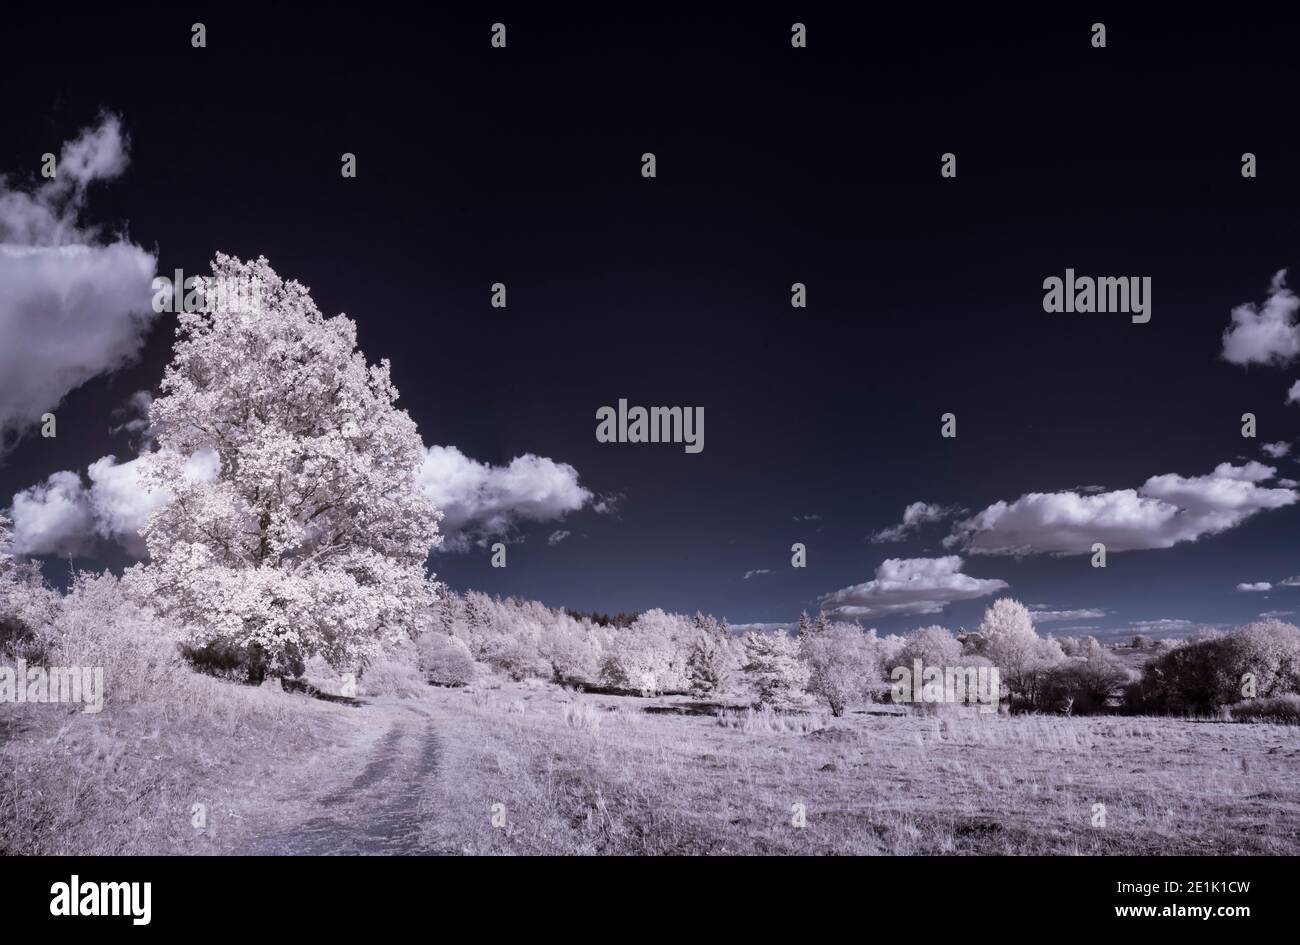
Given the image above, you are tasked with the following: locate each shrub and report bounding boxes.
[417,632,475,687]
[1135,619,1300,714]
[1229,694,1300,724]
[1039,652,1132,714]
[360,652,427,698]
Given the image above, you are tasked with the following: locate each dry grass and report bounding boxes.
[417,681,1300,855]
[0,674,350,855]
[0,574,352,855]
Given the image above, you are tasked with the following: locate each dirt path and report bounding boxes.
[239,699,446,855]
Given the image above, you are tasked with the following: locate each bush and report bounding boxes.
[417,632,475,687]
[1133,619,1300,714]
[181,638,305,684]
[359,653,427,698]
[1229,694,1300,724]
[1039,653,1132,714]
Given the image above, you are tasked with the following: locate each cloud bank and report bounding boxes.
[947,462,1296,555]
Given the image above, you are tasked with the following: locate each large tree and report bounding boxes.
[129,255,442,676]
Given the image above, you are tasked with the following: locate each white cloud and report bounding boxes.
[819,556,1007,619]
[418,444,593,550]
[1221,270,1300,366]
[109,390,154,444]
[9,471,96,555]
[792,513,821,522]
[1028,607,1107,622]
[0,115,158,446]
[11,440,591,558]
[743,568,772,580]
[728,622,791,634]
[1281,575,1300,587]
[1236,581,1273,592]
[870,501,962,543]
[1129,618,1193,632]
[8,450,217,557]
[1288,381,1300,406]
[1262,441,1292,459]
[949,462,1296,555]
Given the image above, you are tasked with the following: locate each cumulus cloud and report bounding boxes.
[9,471,97,555]
[1288,381,1300,406]
[0,115,158,447]
[870,501,962,543]
[1262,441,1292,459]
[1221,270,1300,366]
[948,461,1296,555]
[418,445,593,550]
[819,556,1007,619]
[11,441,594,558]
[1281,575,1300,587]
[8,451,218,557]
[1237,581,1273,592]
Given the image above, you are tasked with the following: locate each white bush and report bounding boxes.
[417,632,475,687]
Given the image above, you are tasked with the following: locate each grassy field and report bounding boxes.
[418,680,1300,855]
[4,670,1299,855]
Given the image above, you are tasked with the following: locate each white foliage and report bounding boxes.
[742,630,808,708]
[125,255,442,670]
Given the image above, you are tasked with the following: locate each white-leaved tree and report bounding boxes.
[742,630,808,708]
[971,597,1062,705]
[127,255,442,678]
[799,621,879,716]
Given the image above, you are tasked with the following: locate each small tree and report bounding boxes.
[685,633,727,696]
[742,630,807,708]
[896,625,962,669]
[800,622,878,716]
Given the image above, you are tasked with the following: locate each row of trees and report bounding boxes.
[414,589,1300,718]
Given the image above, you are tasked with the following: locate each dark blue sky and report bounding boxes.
[2,5,1299,639]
